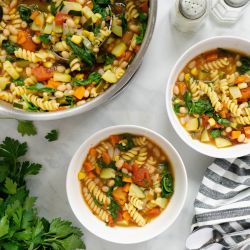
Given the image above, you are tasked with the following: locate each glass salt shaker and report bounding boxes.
[211,0,250,23]
[170,0,209,33]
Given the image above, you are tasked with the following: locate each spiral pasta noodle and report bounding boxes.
[85,178,110,205]
[189,78,200,100]
[14,48,42,63]
[202,58,229,71]
[210,70,220,82]
[134,147,147,165]
[219,79,229,95]
[24,94,59,111]
[132,136,147,146]
[144,156,157,174]
[70,58,81,72]
[125,203,146,226]
[125,0,139,21]
[199,81,223,112]
[221,94,242,117]
[83,190,109,222]
[121,147,140,161]
[0,91,14,103]
[234,116,250,125]
[96,142,113,155]
[11,86,30,96]
[129,196,144,210]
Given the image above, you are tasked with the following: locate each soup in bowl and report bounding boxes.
[66,125,187,244]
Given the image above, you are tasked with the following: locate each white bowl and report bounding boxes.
[166,36,250,159]
[66,125,187,244]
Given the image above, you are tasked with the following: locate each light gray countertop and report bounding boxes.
[1,0,250,249]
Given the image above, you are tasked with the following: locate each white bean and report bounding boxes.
[54,91,64,98]
[237,134,245,143]
[180,107,187,114]
[115,159,124,169]
[121,168,128,174]
[173,85,179,95]
[57,84,67,92]
[178,72,185,82]
[225,127,232,133]
[102,186,109,192]
[107,180,115,187]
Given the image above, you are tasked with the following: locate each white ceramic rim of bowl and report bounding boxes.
[166,36,250,159]
[66,125,188,244]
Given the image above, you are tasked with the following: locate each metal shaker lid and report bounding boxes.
[224,0,249,7]
[179,0,207,20]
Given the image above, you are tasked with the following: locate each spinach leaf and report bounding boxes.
[27,83,55,93]
[92,0,110,19]
[39,34,50,44]
[210,129,221,138]
[237,56,250,74]
[108,199,120,220]
[105,54,115,65]
[66,36,95,67]
[18,5,32,23]
[73,72,101,86]
[136,13,148,44]
[121,13,127,32]
[2,40,18,54]
[13,79,24,86]
[116,133,135,152]
[160,163,174,198]
[173,103,181,113]
[184,91,213,115]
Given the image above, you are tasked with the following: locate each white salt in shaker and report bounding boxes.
[170,0,209,33]
[211,0,250,24]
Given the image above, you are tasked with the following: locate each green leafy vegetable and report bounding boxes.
[136,13,148,44]
[18,5,32,22]
[45,129,59,142]
[237,56,250,74]
[0,137,85,249]
[93,0,110,19]
[2,40,18,54]
[93,197,103,207]
[108,199,120,220]
[13,79,24,86]
[73,72,101,86]
[184,91,213,115]
[173,103,181,113]
[105,54,115,65]
[214,114,231,127]
[159,163,174,198]
[121,13,127,32]
[210,129,221,138]
[39,34,50,44]
[5,56,16,62]
[116,133,135,152]
[66,36,95,67]
[17,120,37,136]
[27,83,55,93]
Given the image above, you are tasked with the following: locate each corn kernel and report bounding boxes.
[71,35,83,45]
[114,156,120,161]
[78,172,86,180]
[185,73,190,82]
[76,74,84,80]
[73,16,80,24]
[191,67,198,76]
[43,61,53,68]
[46,15,54,24]
[231,122,237,129]
[208,118,216,127]
[65,69,71,74]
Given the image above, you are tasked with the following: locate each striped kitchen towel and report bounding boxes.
[192,155,250,248]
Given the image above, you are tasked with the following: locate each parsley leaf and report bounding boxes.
[237,56,250,74]
[173,103,181,113]
[13,79,24,86]
[4,177,17,195]
[17,120,37,136]
[45,129,59,142]
[116,133,135,152]
[18,5,32,23]
[2,40,18,54]
[108,199,120,220]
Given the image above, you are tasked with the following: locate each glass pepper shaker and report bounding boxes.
[211,0,250,23]
[170,0,209,33]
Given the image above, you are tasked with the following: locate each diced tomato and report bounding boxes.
[146,207,161,217]
[84,162,95,172]
[17,30,36,52]
[202,115,209,127]
[32,66,53,81]
[108,215,114,227]
[132,164,152,188]
[110,135,121,145]
[55,12,69,26]
[102,151,111,165]
[238,87,250,102]
[122,162,132,172]
[140,2,149,13]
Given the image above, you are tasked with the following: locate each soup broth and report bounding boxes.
[78,133,174,227]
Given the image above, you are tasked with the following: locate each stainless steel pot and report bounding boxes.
[0,0,157,121]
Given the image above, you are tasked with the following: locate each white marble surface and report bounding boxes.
[1,1,250,249]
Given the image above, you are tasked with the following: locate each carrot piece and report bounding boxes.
[31,11,40,20]
[32,66,53,81]
[122,31,134,45]
[231,131,241,139]
[47,79,60,88]
[110,135,121,145]
[87,171,96,179]
[202,115,210,127]
[95,165,101,175]
[235,75,247,84]
[122,211,131,222]
[102,152,111,165]
[219,108,228,119]
[206,53,218,62]
[112,187,128,206]
[108,215,114,227]
[122,183,130,192]
[177,82,187,96]
[89,148,97,156]
[146,207,161,217]
[17,31,27,44]
[84,162,95,172]
[238,87,250,102]
[244,126,250,138]
[122,177,132,183]
[121,51,133,61]
[74,86,85,100]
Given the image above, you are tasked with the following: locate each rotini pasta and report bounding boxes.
[79,133,174,227]
[173,48,250,147]
[125,0,139,22]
